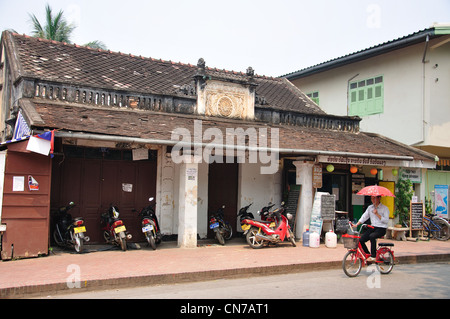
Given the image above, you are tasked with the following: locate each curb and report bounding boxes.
[3,253,449,298]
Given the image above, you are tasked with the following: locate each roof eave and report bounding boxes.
[283,28,437,80]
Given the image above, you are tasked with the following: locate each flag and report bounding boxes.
[26,130,55,157]
[13,111,31,140]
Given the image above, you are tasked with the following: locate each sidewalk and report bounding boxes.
[1,237,449,298]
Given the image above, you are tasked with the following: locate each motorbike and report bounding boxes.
[240,201,296,249]
[52,202,89,253]
[101,204,132,251]
[137,197,162,250]
[209,205,233,245]
[238,202,255,224]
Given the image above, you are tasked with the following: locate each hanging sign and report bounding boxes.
[400,168,422,183]
[312,164,322,188]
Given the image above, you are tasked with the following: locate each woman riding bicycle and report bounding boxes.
[352,196,389,262]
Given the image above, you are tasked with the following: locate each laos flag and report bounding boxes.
[26,130,55,157]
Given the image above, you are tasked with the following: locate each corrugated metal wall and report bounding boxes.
[1,141,52,259]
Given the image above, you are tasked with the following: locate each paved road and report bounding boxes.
[37,262,450,299]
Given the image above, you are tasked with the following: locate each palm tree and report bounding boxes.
[29,4,75,43]
[28,4,107,50]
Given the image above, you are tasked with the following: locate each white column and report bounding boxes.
[293,160,315,239]
[178,156,200,248]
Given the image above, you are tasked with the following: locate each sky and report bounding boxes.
[1,0,449,77]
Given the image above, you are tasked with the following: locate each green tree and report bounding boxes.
[29,4,75,42]
[394,176,414,226]
[28,3,107,50]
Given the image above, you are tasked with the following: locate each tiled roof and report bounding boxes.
[24,98,434,161]
[4,31,325,115]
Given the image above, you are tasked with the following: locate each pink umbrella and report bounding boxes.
[357,185,395,197]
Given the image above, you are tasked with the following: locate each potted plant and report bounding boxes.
[394,176,413,226]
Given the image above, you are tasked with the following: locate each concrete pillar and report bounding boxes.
[178,156,199,248]
[293,160,315,239]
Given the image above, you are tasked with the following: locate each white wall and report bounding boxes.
[291,37,450,149]
[157,153,282,238]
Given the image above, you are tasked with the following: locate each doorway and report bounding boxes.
[207,161,238,238]
[51,146,157,243]
[318,173,349,212]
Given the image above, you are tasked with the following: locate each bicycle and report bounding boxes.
[422,213,450,241]
[342,223,395,277]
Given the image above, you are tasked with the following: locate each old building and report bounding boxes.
[0,31,436,259]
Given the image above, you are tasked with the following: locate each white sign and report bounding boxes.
[400,168,422,183]
[26,136,51,156]
[13,176,25,192]
[317,155,435,169]
[122,183,133,192]
[132,149,148,161]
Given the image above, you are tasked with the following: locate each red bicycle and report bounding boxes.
[342,223,395,277]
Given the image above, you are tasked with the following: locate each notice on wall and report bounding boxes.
[132,148,148,161]
[13,176,25,192]
[28,175,39,191]
[187,168,197,181]
[122,183,133,192]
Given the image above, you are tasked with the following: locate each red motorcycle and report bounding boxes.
[101,205,132,251]
[241,201,296,249]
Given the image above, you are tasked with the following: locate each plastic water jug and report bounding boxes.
[309,232,320,248]
[325,230,337,248]
[302,229,310,247]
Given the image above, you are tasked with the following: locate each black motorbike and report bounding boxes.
[238,202,255,223]
[209,205,233,245]
[137,197,162,250]
[53,202,89,253]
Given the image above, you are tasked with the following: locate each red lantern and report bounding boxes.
[350,166,358,174]
[370,168,378,175]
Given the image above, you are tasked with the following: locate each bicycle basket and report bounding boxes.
[343,234,359,249]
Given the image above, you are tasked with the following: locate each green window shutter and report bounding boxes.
[348,76,383,116]
[307,91,320,105]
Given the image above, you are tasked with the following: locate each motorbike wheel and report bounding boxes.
[103,231,111,243]
[118,233,127,251]
[53,229,65,248]
[73,233,83,253]
[288,229,296,247]
[246,227,265,249]
[215,230,225,245]
[223,223,233,240]
[146,233,157,250]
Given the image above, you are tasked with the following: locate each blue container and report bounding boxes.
[302,229,310,247]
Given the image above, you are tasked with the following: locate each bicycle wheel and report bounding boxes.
[342,250,362,277]
[422,220,431,238]
[376,248,394,274]
[433,219,450,241]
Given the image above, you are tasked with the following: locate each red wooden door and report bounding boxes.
[51,148,157,244]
